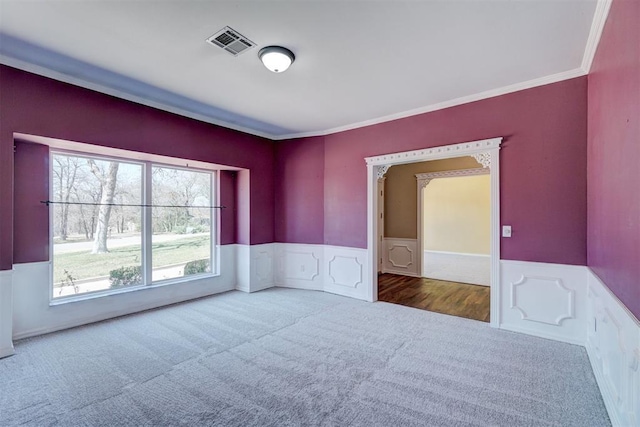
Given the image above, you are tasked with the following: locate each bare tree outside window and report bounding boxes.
[52,154,143,297]
[51,152,214,299]
[88,159,119,254]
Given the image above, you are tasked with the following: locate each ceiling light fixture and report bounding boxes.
[258,46,295,73]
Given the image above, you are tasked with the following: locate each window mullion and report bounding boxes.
[143,162,153,285]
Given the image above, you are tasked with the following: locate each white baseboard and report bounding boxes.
[585,269,639,427]
[0,269,14,358]
[12,245,237,340]
[382,238,419,277]
[424,250,490,286]
[499,260,588,346]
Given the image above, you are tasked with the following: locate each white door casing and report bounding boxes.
[377,177,385,273]
[365,137,502,327]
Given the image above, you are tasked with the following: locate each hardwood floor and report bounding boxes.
[378,273,490,322]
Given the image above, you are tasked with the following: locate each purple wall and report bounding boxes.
[13,142,50,263]
[318,77,588,265]
[274,137,325,244]
[0,65,275,269]
[219,170,237,245]
[236,170,251,245]
[587,0,640,319]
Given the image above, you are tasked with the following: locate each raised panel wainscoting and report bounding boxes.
[324,245,369,300]
[239,243,370,301]
[499,260,588,345]
[586,269,640,427]
[499,259,640,426]
[423,250,490,286]
[274,244,324,291]
[382,238,419,277]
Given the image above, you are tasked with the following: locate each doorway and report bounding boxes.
[365,138,502,327]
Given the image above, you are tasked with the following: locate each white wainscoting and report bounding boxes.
[499,260,588,346]
[585,269,640,427]
[274,243,324,291]
[423,250,490,286]
[0,269,14,358]
[238,243,370,300]
[235,244,250,292]
[382,238,420,277]
[324,245,369,301]
[12,245,237,340]
[269,243,370,301]
[236,244,275,293]
[251,244,275,291]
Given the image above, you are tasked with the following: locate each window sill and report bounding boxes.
[49,272,220,306]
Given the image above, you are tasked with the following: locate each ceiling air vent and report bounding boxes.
[206,26,255,56]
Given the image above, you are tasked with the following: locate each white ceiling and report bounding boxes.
[0,0,600,140]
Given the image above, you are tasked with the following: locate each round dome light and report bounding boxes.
[258,46,295,73]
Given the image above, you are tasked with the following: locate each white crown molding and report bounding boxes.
[3,53,588,142]
[275,68,586,140]
[581,0,613,73]
[0,55,276,141]
[416,167,489,189]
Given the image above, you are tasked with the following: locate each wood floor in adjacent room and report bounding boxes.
[378,273,490,322]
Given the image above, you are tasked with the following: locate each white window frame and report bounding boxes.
[49,149,219,303]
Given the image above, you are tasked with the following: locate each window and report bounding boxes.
[51,151,216,299]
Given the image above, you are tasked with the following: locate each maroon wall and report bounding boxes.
[219,170,237,246]
[13,142,50,263]
[0,65,275,269]
[274,136,325,244]
[318,77,588,265]
[587,0,640,318]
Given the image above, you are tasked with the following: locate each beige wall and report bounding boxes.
[423,174,490,255]
[384,157,481,238]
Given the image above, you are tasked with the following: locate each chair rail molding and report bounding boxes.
[366,137,502,325]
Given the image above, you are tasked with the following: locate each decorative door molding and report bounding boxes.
[365,137,502,327]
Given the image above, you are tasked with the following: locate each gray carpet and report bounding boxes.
[0,288,609,426]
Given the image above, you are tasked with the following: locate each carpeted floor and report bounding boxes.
[0,288,609,426]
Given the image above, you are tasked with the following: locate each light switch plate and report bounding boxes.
[502,225,512,237]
